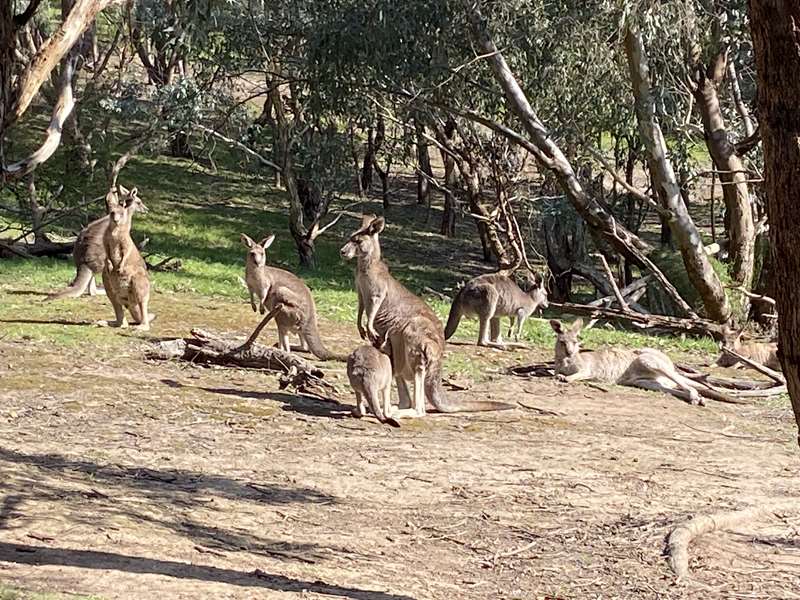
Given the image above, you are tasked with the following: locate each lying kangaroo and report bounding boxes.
[240,233,342,361]
[347,343,400,427]
[716,326,781,371]
[445,273,548,346]
[340,215,512,418]
[47,186,147,301]
[99,189,153,330]
[550,318,734,406]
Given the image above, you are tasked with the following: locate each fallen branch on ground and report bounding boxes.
[720,348,785,385]
[667,502,799,581]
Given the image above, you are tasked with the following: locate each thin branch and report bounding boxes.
[592,253,628,311]
[195,124,281,172]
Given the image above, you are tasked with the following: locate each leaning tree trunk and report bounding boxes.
[440,148,457,237]
[750,0,800,446]
[692,52,756,290]
[415,118,433,206]
[624,20,731,323]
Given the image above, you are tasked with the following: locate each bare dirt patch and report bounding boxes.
[1,293,798,599]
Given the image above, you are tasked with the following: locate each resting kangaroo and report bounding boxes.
[340,215,513,418]
[99,189,153,330]
[240,233,342,361]
[716,326,781,371]
[47,186,147,301]
[347,343,400,427]
[550,318,738,406]
[444,273,548,346]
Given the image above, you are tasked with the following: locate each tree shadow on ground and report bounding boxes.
[0,542,415,599]
[0,318,94,327]
[199,386,354,420]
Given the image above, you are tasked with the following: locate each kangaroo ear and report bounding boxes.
[240,233,255,248]
[549,319,563,333]
[571,318,584,333]
[105,190,120,211]
[367,216,385,235]
[260,234,275,249]
[129,187,138,199]
[360,213,377,228]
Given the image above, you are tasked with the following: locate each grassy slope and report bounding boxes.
[0,151,718,358]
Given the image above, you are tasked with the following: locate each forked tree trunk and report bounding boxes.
[727,60,755,137]
[749,0,800,445]
[624,21,731,323]
[692,52,756,290]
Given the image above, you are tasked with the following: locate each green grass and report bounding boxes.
[0,585,100,600]
[1,146,718,357]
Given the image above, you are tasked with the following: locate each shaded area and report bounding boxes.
[0,542,415,600]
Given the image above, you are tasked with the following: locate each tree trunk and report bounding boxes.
[463,168,508,266]
[692,52,756,289]
[440,147,457,237]
[727,60,755,137]
[749,0,800,445]
[624,20,731,323]
[415,118,433,205]
[360,125,374,193]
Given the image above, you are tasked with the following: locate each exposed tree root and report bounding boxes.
[667,502,799,581]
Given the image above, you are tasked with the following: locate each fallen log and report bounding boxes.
[550,302,724,339]
[667,502,799,581]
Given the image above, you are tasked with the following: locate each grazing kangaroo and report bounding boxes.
[550,318,729,406]
[716,326,781,371]
[347,343,400,427]
[240,233,343,361]
[99,189,153,330]
[340,215,513,418]
[444,273,548,346]
[47,186,147,301]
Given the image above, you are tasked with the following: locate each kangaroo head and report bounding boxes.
[340,215,384,262]
[119,185,148,214]
[716,324,745,367]
[529,279,549,310]
[550,318,583,359]
[241,233,275,267]
[106,193,132,227]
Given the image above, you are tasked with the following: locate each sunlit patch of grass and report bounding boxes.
[0,585,101,600]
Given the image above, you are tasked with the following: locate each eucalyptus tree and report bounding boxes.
[749,0,800,445]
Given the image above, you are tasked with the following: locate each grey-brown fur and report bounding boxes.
[550,318,710,405]
[46,186,147,301]
[444,273,548,346]
[716,326,781,371]
[240,233,342,361]
[99,188,153,331]
[347,344,400,427]
[340,215,513,418]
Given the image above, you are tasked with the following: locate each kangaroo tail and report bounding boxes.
[426,362,514,413]
[45,265,93,301]
[303,315,348,362]
[674,372,750,405]
[444,288,464,340]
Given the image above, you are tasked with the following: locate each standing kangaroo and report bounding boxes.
[550,319,740,406]
[340,215,513,418]
[47,186,147,301]
[716,326,781,371]
[347,343,400,427]
[240,233,343,361]
[444,273,548,346]
[99,189,153,330]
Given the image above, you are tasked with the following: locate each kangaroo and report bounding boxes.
[98,189,153,331]
[340,215,513,418]
[550,318,740,406]
[347,343,400,427]
[47,186,147,301]
[444,273,548,346]
[716,326,781,371]
[240,233,343,361]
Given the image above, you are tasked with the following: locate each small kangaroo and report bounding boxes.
[551,318,716,406]
[340,215,513,418]
[47,186,147,301]
[347,343,400,427]
[240,233,343,361]
[716,326,781,371]
[99,189,153,331]
[444,273,548,346]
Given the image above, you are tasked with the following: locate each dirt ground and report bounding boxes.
[1,292,799,600]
